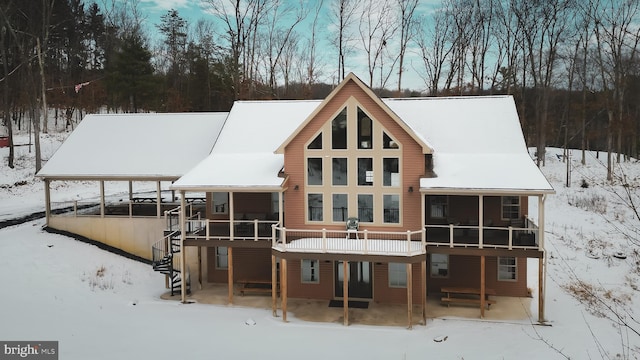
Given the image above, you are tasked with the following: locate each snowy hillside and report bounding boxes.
[1,129,639,359]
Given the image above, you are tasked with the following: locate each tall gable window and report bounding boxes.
[308,133,322,149]
[357,108,373,149]
[357,158,373,186]
[383,194,399,223]
[307,158,323,185]
[332,158,347,186]
[331,108,347,149]
[383,132,399,149]
[333,194,348,221]
[358,194,373,222]
[308,193,323,221]
[383,158,399,186]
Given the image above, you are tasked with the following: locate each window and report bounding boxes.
[383,132,399,149]
[430,254,448,278]
[308,133,322,149]
[383,194,399,223]
[332,158,347,186]
[383,158,399,186]
[358,194,374,222]
[332,194,348,222]
[357,108,372,149]
[331,108,347,149]
[388,263,407,287]
[301,259,319,283]
[216,247,228,269]
[502,196,520,220]
[358,158,373,186]
[498,257,517,281]
[430,196,448,219]
[212,192,228,214]
[308,193,323,221]
[307,158,323,185]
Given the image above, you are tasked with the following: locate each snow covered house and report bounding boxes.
[37,73,554,328]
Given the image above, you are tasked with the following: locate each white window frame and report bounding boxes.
[430,253,449,278]
[216,247,228,269]
[301,259,320,283]
[430,196,448,219]
[212,192,229,214]
[388,263,407,288]
[498,257,517,281]
[501,196,521,220]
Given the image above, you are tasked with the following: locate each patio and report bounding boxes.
[160,283,536,327]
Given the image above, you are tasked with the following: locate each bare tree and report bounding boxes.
[330,0,357,82]
[396,0,418,93]
[358,0,398,89]
[301,0,324,98]
[416,7,456,95]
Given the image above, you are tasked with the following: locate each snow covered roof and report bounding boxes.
[173,94,552,194]
[172,100,320,190]
[385,96,554,193]
[37,112,228,180]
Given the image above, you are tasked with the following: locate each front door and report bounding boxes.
[335,261,373,299]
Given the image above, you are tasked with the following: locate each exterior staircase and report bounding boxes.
[152,230,190,296]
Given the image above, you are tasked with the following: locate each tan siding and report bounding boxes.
[427,255,528,297]
[287,260,334,300]
[207,247,272,283]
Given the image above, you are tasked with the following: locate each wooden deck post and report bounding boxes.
[197,247,202,290]
[421,259,427,324]
[407,263,413,329]
[272,254,277,317]
[227,247,234,304]
[480,255,486,318]
[44,179,51,226]
[539,256,545,323]
[156,181,161,218]
[343,261,349,326]
[180,192,187,303]
[99,180,105,218]
[281,258,288,322]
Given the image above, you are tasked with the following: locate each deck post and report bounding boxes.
[421,259,427,324]
[99,180,105,218]
[156,181,162,218]
[407,263,413,329]
[281,258,288,322]
[478,195,484,249]
[197,247,202,290]
[44,179,51,226]
[480,255,485,318]
[343,260,349,326]
[539,255,545,323]
[538,195,547,323]
[227,247,234,304]
[180,191,187,303]
[272,254,277,317]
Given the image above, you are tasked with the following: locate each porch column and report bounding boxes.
[278,190,284,224]
[128,181,133,218]
[421,259,427,324]
[406,263,413,329]
[272,254,278,317]
[227,247,234,304]
[156,181,162,218]
[480,255,486,318]
[343,260,349,326]
[180,191,187,303]
[44,179,51,226]
[421,192,426,242]
[197,247,202,290]
[99,180,105,218]
[539,194,547,323]
[478,195,484,248]
[229,191,235,239]
[281,258,288,322]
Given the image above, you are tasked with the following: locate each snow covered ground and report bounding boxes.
[1,129,639,359]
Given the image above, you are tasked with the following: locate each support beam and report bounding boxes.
[227,247,234,304]
[539,255,545,323]
[272,255,278,317]
[180,191,187,303]
[480,255,486,318]
[421,260,427,324]
[478,195,484,248]
[99,181,105,218]
[197,247,202,290]
[407,263,413,329]
[44,179,51,226]
[281,258,288,322]
[156,181,162,218]
[538,195,547,323]
[343,260,349,326]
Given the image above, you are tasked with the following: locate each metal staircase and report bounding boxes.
[152,230,190,296]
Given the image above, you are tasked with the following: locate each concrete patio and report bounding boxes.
[160,283,536,328]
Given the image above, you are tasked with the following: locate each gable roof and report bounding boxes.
[171,100,320,191]
[275,73,433,154]
[385,96,554,194]
[36,112,227,181]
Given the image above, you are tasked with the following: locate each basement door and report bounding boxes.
[335,261,373,299]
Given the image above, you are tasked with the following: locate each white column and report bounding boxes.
[180,191,187,303]
[100,181,105,218]
[478,195,484,248]
[156,181,162,218]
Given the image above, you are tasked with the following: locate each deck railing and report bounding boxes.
[272,227,425,256]
[425,216,539,250]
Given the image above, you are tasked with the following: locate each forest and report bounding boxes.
[1,0,639,178]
